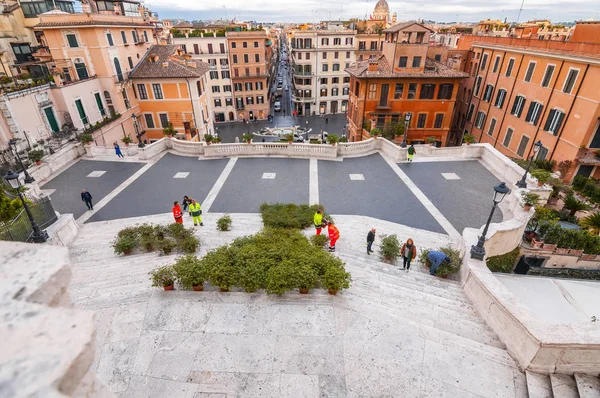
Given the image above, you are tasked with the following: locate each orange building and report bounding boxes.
[346,22,468,144]
[130,45,211,142]
[571,21,600,44]
[455,35,600,181]
[226,31,270,121]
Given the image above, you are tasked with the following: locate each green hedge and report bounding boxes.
[486,247,520,273]
[112,223,199,255]
[260,203,332,229]
[528,267,600,280]
[539,222,600,253]
[573,175,600,205]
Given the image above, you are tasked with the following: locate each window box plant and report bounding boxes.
[327,134,339,146]
[27,149,44,165]
[241,133,253,144]
[204,133,214,145]
[340,136,348,143]
[215,136,222,143]
[163,122,177,138]
[149,265,177,290]
[122,135,133,146]
[379,234,401,263]
[80,133,93,145]
[369,127,381,137]
[521,191,540,212]
[463,133,476,145]
[323,265,351,295]
[531,169,551,187]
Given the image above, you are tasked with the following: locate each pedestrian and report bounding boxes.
[283,109,286,116]
[182,195,191,215]
[314,208,324,235]
[114,142,124,158]
[325,117,328,124]
[401,238,417,272]
[81,189,93,210]
[427,250,450,276]
[327,221,340,252]
[408,144,416,162]
[366,228,376,255]
[189,199,203,226]
[306,119,309,126]
[172,201,183,224]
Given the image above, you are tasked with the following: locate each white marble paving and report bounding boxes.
[87,170,107,177]
[348,173,365,180]
[261,172,276,179]
[441,172,460,180]
[173,172,190,179]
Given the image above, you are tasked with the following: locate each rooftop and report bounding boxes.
[345,54,469,79]
[129,45,211,79]
[383,21,434,34]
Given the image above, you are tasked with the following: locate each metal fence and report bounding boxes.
[0,196,58,242]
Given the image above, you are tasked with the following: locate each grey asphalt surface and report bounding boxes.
[210,158,309,213]
[398,160,504,234]
[42,160,145,220]
[87,154,228,223]
[318,153,446,234]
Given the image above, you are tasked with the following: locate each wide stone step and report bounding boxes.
[574,373,600,398]
[550,374,579,398]
[526,371,554,398]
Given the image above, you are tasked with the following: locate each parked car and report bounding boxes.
[284,85,289,91]
[274,102,281,112]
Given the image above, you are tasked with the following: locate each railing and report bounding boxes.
[293,71,314,76]
[577,148,600,165]
[114,71,131,84]
[204,142,338,159]
[292,95,315,102]
[0,197,57,242]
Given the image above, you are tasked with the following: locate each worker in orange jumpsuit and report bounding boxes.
[172,201,183,224]
[327,221,340,252]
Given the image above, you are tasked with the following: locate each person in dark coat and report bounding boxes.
[81,189,93,210]
[114,142,124,158]
[401,238,417,272]
[182,195,192,215]
[366,228,376,254]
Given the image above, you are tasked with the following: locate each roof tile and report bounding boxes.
[129,45,211,79]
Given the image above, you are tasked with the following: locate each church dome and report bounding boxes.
[374,0,390,12]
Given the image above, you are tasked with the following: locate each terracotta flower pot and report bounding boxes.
[531,239,543,249]
[537,182,543,187]
[299,288,309,294]
[466,143,471,146]
[569,249,584,256]
[581,254,596,261]
[246,140,252,144]
[288,141,293,144]
[438,274,448,279]
[125,143,129,147]
[193,285,203,291]
[328,288,338,295]
[555,248,569,255]
[524,204,532,211]
[163,284,174,291]
[542,243,556,252]
[220,287,229,292]
[123,249,132,255]
[35,160,41,166]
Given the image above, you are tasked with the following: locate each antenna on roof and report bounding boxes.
[516,0,525,24]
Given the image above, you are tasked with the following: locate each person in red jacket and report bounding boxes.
[327,221,340,252]
[172,201,183,224]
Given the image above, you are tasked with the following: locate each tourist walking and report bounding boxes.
[81,189,93,211]
[366,228,376,255]
[401,238,417,271]
[172,201,183,224]
[189,199,203,226]
[314,208,324,235]
[407,144,416,162]
[325,117,328,124]
[114,142,124,158]
[182,195,192,214]
[427,250,450,276]
[327,221,340,252]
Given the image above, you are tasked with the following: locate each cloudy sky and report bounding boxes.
[143,0,599,23]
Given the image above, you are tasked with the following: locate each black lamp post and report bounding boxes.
[4,170,48,243]
[516,140,543,188]
[400,112,411,148]
[470,182,510,260]
[8,139,35,184]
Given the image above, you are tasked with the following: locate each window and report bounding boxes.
[487,118,496,136]
[420,84,435,100]
[332,88,339,96]
[150,83,163,100]
[408,83,417,99]
[214,98,222,107]
[481,53,488,70]
[370,41,378,50]
[144,114,155,128]
[523,62,536,83]
[334,52,339,59]
[74,61,88,80]
[359,41,366,50]
[495,89,507,108]
[541,65,555,87]
[106,33,114,46]
[483,84,494,102]
[394,83,404,99]
[322,52,327,59]
[345,38,353,45]
[197,81,202,95]
[257,96,264,104]
[159,113,169,128]
[243,54,249,63]
[231,42,236,49]
[438,84,453,100]
[181,44,187,54]
[563,69,578,94]
[306,52,311,60]
[506,58,515,77]
[475,111,486,129]
[343,87,349,95]
[221,71,230,79]
[144,31,148,43]
[332,77,339,84]
[321,78,328,85]
[511,95,526,117]
[241,82,251,91]
[346,51,351,58]
[322,64,328,72]
[417,114,427,128]
[121,31,127,44]
[321,38,329,45]
[210,71,218,80]
[474,76,482,97]
[254,41,259,48]
[434,114,444,128]
[368,83,377,99]
[246,96,254,105]
[354,81,360,96]
[492,56,501,73]
[137,84,148,99]
[233,55,238,64]
[332,64,340,71]
[343,76,350,83]
[412,56,422,68]
[211,85,220,93]
[131,30,138,43]
[255,54,260,62]
[467,103,475,121]
[225,98,232,106]
[256,82,263,90]
[517,135,530,157]
[503,128,513,147]
[66,34,78,48]
[525,101,543,125]
[243,42,247,48]
[544,109,565,135]
[434,54,441,62]
[398,56,407,68]
[320,88,327,97]
[234,83,242,91]
[224,85,231,92]
[220,43,225,53]
[128,56,133,69]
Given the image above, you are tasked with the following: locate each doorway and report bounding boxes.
[229,111,234,121]
[576,165,594,179]
[330,101,338,114]
[43,106,59,132]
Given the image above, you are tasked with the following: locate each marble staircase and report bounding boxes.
[525,371,600,398]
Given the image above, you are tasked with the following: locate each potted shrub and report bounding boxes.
[216,214,232,231]
[27,149,44,166]
[521,191,540,211]
[328,134,339,146]
[463,133,476,145]
[284,133,294,144]
[266,263,295,295]
[310,234,329,248]
[426,136,437,146]
[435,247,462,278]
[379,234,401,263]
[149,265,177,290]
[163,122,177,138]
[112,234,137,255]
[158,238,176,255]
[340,136,348,143]
[323,265,351,295]
[215,136,222,143]
[241,133,253,144]
[122,135,133,146]
[205,248,235,291]
[80,133,93,145]
[294,265,319,294]
[531,169,551,187]
[203,133,213,145]
[236,262,266,293]
[173,255,205,291]
[419,249,431,269]
[179,236,200,253]
[370,127,381,137]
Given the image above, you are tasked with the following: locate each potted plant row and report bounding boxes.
[27,149,44,166]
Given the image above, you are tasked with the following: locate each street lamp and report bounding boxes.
[400,112,412,148]
[516,140,543,188]
[4,170,48,243]
[8,139,35,184]
[470,182,510,260]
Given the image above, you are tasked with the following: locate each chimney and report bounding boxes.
[162,61,169,68]
[368,59,378,72]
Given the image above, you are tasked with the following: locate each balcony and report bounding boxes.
[577,148,600,165]
[235,103,245,110]
[114,71,131,84]
[232,73,268,79]
[293,71,314,77]
[292,95,315,103]
[290,44,316,50]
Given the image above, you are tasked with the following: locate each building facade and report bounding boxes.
[456,35,600,181]
[346,22,468,144]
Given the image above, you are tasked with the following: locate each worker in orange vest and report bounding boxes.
[327,221,340,252]
[172,201,183,224]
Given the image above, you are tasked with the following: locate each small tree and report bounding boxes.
[463,133,476,144]
[27,149,44,164]
[563,194,592,216]
[241,133,253,143]
[80,133,93,145]
[122,136,133,145]
[370,127,381,137]
[284,133,294,143]
[426,136,437,145]
[204,133,214,144]
[379,234,401,263]
[216,214,232,231]
[580,212,600,234]
[327,134,339,146]
[163,122,177,137]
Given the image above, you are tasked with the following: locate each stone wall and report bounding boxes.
[46,213,79,247]
[29,143,86,183]
[521,247,600,270]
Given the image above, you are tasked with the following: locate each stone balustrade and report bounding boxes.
[138,138,169,160]
[204,142,338,159]
[170,138,205,156]
[337,139,378,157]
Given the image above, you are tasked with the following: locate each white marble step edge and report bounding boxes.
[550,374,579,398]
[526,371,554,398]
[574,373,600,398]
